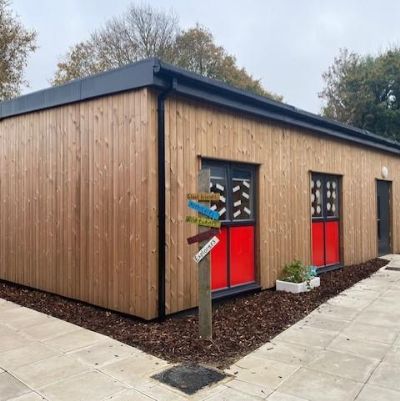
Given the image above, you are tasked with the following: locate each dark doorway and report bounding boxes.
[377,180,392,256]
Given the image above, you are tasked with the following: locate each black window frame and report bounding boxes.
[202,159,256,227]
[311,173,341,223]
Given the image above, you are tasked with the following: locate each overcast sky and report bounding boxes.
[12,0,400,113]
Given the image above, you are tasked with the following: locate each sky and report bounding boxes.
[11,0,400,114]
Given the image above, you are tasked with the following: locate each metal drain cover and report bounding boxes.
[385,266,400,272]
[152,364,227,395]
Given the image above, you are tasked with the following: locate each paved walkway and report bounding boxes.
[1,255,400,400]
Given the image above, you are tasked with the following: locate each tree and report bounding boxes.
[0,0,37,100]
[173,25,281,99]
[52,4,281,100]
[320,48,400,141]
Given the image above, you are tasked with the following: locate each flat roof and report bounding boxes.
[1,57,400,155]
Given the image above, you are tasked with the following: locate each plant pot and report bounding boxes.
[276,277,320,294]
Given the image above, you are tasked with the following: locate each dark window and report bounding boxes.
[203,161,256,224]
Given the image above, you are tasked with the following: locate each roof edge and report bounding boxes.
[1,57,400,155]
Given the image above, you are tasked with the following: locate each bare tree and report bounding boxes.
[52,3,281,100]
[0,0,37,100]
[52,4,178,85]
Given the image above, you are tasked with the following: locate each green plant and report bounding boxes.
[280,260,311,283]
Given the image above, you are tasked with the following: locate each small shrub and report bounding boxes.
[280,260,316,283]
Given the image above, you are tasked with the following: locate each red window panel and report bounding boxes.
[325,221,340,265]
[229,226,255,286]
[211,227,228,290]
[312,222,325,267]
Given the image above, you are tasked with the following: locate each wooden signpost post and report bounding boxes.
[185,169,219,340]
[196,169,213,339]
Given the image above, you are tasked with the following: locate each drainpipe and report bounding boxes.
[157,78,177,320]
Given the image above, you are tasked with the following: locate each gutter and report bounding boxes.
[157,76,177,320]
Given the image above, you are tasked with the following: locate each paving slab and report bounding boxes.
[133,381,188,401]
[0,342,59,370]
[0,372,30,401]
[300,314,351,332]
[306,349,379,382]
[355,310,400,330]
[355,383,400,401]
[103,389,154,400]
[39,371,127,401]
[312,304,360,321]
[327,334,390,360]
[0,334,29,353]
[277,368,363,401]
[68,339,140,367]
[0,308,53,330]
[341,321,398,344]
[43,328,108,352]
[273,325,337,348]
[12,355,89,388]
[383,346,400,365]
[226,359,299,389]
[225,379,273,399]
[203,386,262,401]
[19,319,78,341]
[101,354,169,385]
[266,392,309,401]
[7,393,47,401]
[368,361,400,391]
[254,341,321,366]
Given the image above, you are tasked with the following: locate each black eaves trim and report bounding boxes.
[1,57,400,156]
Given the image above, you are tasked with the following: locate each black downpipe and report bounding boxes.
[157,79,176,320]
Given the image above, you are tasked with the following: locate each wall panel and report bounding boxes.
[0,89,158,319]
[158,92,400,315]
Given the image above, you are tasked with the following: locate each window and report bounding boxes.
[205,161,255,224]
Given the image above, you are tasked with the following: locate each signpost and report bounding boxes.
[186,228,219,245]
[185,170,218,340]
[193,236,220,263]
[185,215,221,228]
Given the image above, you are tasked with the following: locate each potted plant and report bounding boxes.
[276,260,320,293]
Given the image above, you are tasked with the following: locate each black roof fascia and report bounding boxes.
[153,59,400,155]
[0,58,157,119]
[1,56,400,155]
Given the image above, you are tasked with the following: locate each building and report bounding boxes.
[0,58,398,320]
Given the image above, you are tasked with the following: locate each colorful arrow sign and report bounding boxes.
[187,192,220,201]
[185,215,221,228]
[187,228,219,244]
[193,236,220,263]
[187,200,220,220]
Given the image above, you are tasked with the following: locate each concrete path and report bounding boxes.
[0,256,400,400]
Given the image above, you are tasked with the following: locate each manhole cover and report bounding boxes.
[152,364,227,395]
[385,266,400,272]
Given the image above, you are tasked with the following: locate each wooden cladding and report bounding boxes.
[159,91,400,315]
[1,85,400,320]
[0,88,158,320]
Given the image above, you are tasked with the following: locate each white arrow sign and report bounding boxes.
[193,236,220,264]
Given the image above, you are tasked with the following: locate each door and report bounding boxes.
[377,180,391,255]
[311,173,341,268]
[202,161,256,291]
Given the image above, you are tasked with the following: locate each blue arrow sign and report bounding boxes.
[187,200,220,220]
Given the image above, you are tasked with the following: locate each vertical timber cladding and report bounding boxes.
[0,88,159,320]
[157,90,400,315]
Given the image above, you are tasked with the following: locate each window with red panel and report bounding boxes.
[203,161,256,290]
[311,174,341,268]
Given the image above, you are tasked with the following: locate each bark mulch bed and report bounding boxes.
[0,258,387,368]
